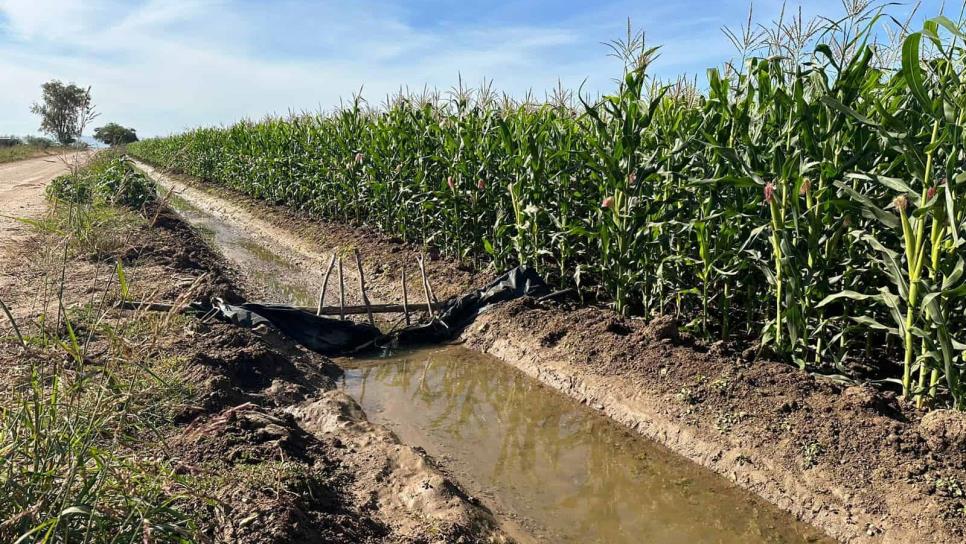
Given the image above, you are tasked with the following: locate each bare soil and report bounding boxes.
[0,152,90,254]
[135,161,966,544]
[0,157,509,543]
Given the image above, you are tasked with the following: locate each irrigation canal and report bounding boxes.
[165,184,832,543]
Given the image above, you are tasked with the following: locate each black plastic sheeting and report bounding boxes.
[205,266,549,356]
[211,300,382,356]
[392,265,548,345]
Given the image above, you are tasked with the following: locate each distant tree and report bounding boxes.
[93,123,138,146]
[30,80,98,145]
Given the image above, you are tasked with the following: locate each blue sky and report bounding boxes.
[0,0,953,138]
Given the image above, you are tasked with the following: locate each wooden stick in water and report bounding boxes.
[338,257,345,320]
[401,267,411,326]
[317,254,337,316]
[354,249,375,327]
[417,255,435,318]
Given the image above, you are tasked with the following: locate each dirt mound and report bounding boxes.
[921,410,966,454]
[291,391,508,544]
[138,205,242,302]
[172,324,335,419]
[172,402,387,544]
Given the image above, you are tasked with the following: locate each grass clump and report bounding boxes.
[47,152,156,209]
[0,285,201,543]
[0,143,59,165]
[0,361,198,543]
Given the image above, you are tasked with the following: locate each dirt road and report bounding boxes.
[0,153,90,254]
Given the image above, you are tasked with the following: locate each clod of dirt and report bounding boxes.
[920,410,966,454]
[179,404,315,464]
[644,315,679,342]
[841,385,904,420]
[539,328,567,347]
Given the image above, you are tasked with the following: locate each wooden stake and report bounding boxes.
[354,249,375,327]
[315,302,442,315]
[425,268,439,305]
[317,254,337,316]
[338,257,345,320]
[401,268,411,326]
[417,255,435,318]
[419,253,439,304]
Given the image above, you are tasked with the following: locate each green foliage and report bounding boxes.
[30,80,98,145]
[130,10,966,408]
[0,252,197,543]
[0,145,54,165]
[47,153,156,208]
[22,136,54,148]
[94,123,139,146]
[0,365,196,543]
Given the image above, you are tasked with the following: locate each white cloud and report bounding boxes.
[0,0,95,40]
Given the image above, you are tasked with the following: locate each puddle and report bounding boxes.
[341,348,831,544]
[163,186,832,544]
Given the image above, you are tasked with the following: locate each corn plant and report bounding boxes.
[130,5,966,408]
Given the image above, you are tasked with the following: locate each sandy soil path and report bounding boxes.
[0,152,91,323]
[0,153,90,254]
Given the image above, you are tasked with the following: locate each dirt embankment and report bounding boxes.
[0,160,509,543]
[134,161,966,544]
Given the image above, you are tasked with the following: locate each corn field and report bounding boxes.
[130,6,966,409]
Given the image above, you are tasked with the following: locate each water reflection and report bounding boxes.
[341,347,830,544]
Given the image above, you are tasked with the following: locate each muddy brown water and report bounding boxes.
[165,189,832,543]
